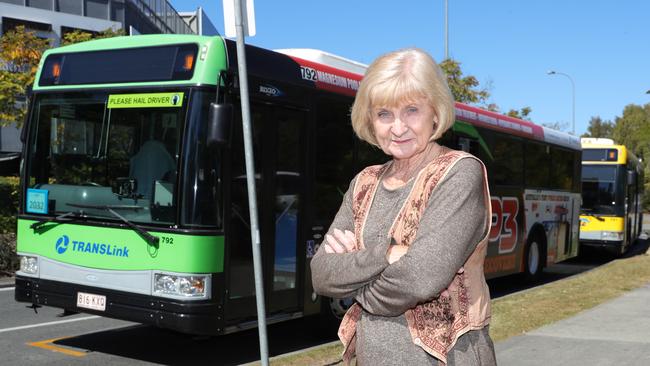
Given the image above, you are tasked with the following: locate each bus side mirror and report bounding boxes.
[207,103,233,148]
[627,170,637,185]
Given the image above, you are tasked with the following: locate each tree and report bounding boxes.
[439,59,490,105]
[0,27,124,127]
[0,26,50,126]
[506,106,533,121]
[612,103,650,208]
[581,116,614,138]
[612,104,650,159]
[61,28,125,46]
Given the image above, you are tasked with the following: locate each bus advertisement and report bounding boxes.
[15,35,581,334]
[579,138,644,255]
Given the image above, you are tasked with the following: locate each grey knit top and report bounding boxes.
[311,158,497,365]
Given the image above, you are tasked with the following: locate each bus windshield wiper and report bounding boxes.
[591,214,606,222]
[66,203,159,247]
[582,210,606,221]
[30,211,82,231]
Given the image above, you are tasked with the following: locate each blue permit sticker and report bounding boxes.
[26,189,49,214]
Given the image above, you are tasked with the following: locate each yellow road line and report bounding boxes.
[27,337,87,357]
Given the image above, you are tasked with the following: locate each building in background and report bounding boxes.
[179,7,219,36]
[0,0,200,44]
[0,0,219,174]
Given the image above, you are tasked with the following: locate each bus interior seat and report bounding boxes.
[129,140,176,199]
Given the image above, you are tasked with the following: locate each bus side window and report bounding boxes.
[457,137,479,154]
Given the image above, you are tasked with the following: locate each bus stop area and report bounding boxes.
[496,224,650,366]
[496,281,650,365]
[2,246,650,365]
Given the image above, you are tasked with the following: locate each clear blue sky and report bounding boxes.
[172,0,650,136]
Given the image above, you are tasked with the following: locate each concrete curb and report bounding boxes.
[496,238,650,302]
[239,340,341,366]
[0,275,15,288]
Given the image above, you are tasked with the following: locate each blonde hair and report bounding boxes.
[351,48,455,147]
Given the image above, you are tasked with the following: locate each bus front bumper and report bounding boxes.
[579,239,625,254]
[14,276,225,335]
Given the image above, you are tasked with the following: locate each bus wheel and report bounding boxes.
[325,296,354,320]
[524,235,545,282]
[318,296,353,333]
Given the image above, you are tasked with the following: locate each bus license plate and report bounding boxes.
[77,292,106,311]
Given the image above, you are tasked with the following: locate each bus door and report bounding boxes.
[226,101,306,321]
[266,106,306,313]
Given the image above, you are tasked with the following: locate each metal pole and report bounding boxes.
[233,0,269,365]
[444,0,449,60]
[571,78,575,135]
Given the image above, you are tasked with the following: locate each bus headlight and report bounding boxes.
[19,256,39,275]
[154,273,208,298]
[601,231,624,241]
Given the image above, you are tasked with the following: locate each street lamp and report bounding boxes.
[442,0,449,60]
[547,70,575,135]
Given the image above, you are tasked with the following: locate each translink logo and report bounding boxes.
[54,235,129,258]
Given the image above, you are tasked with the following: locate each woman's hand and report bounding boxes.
[323,228,357,253]
[386,245,408,264]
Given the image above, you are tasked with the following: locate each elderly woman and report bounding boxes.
[310,48,496,365]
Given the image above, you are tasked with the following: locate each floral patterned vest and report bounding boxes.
[337,148,492,365]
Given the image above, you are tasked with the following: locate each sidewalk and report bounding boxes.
[0,275,14,288]
[496,282,650,365]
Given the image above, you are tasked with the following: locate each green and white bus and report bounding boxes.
[15,35,581,335]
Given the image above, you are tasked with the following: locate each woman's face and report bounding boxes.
[371,97,436,160]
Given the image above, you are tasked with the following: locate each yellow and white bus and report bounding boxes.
[579,138,644,255]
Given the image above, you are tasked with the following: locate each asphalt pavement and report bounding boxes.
[2,238,650,365]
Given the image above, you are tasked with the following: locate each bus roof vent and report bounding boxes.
[581,137,615,145]
[275,48,367,76]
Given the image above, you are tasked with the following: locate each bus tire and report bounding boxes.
[523,233,545,283]
[318,296,352,334]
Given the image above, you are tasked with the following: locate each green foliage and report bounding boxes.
[61,28,125,46]
[582,116,614,138]
[611,103,650,208]
[507,106,533,121]
[439,59,490,105]
[0,176,19,273]
[0,26,50,127]
[0,176,19,234]
[0,27,124,128]
[0,232,18,273]
[612,104,650,158]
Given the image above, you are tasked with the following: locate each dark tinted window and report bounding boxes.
[550,147,574,190]
[525,142,550,187]
[57,0,83,15]
[581,165,623,215]
[28,0,51,10]
[40,44,198,86]
[86,0,108,19]
[582,148,617,162]
[356,142,388,172]
[313,97,355,223]
[491,136,523,186]
[27,91,184,225]
[181,90,222,228]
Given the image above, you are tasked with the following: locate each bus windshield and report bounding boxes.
[26,91,184,225]
[581,165,621,215]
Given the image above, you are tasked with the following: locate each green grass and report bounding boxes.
[490,252,650,341]
[255,251,650,365]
